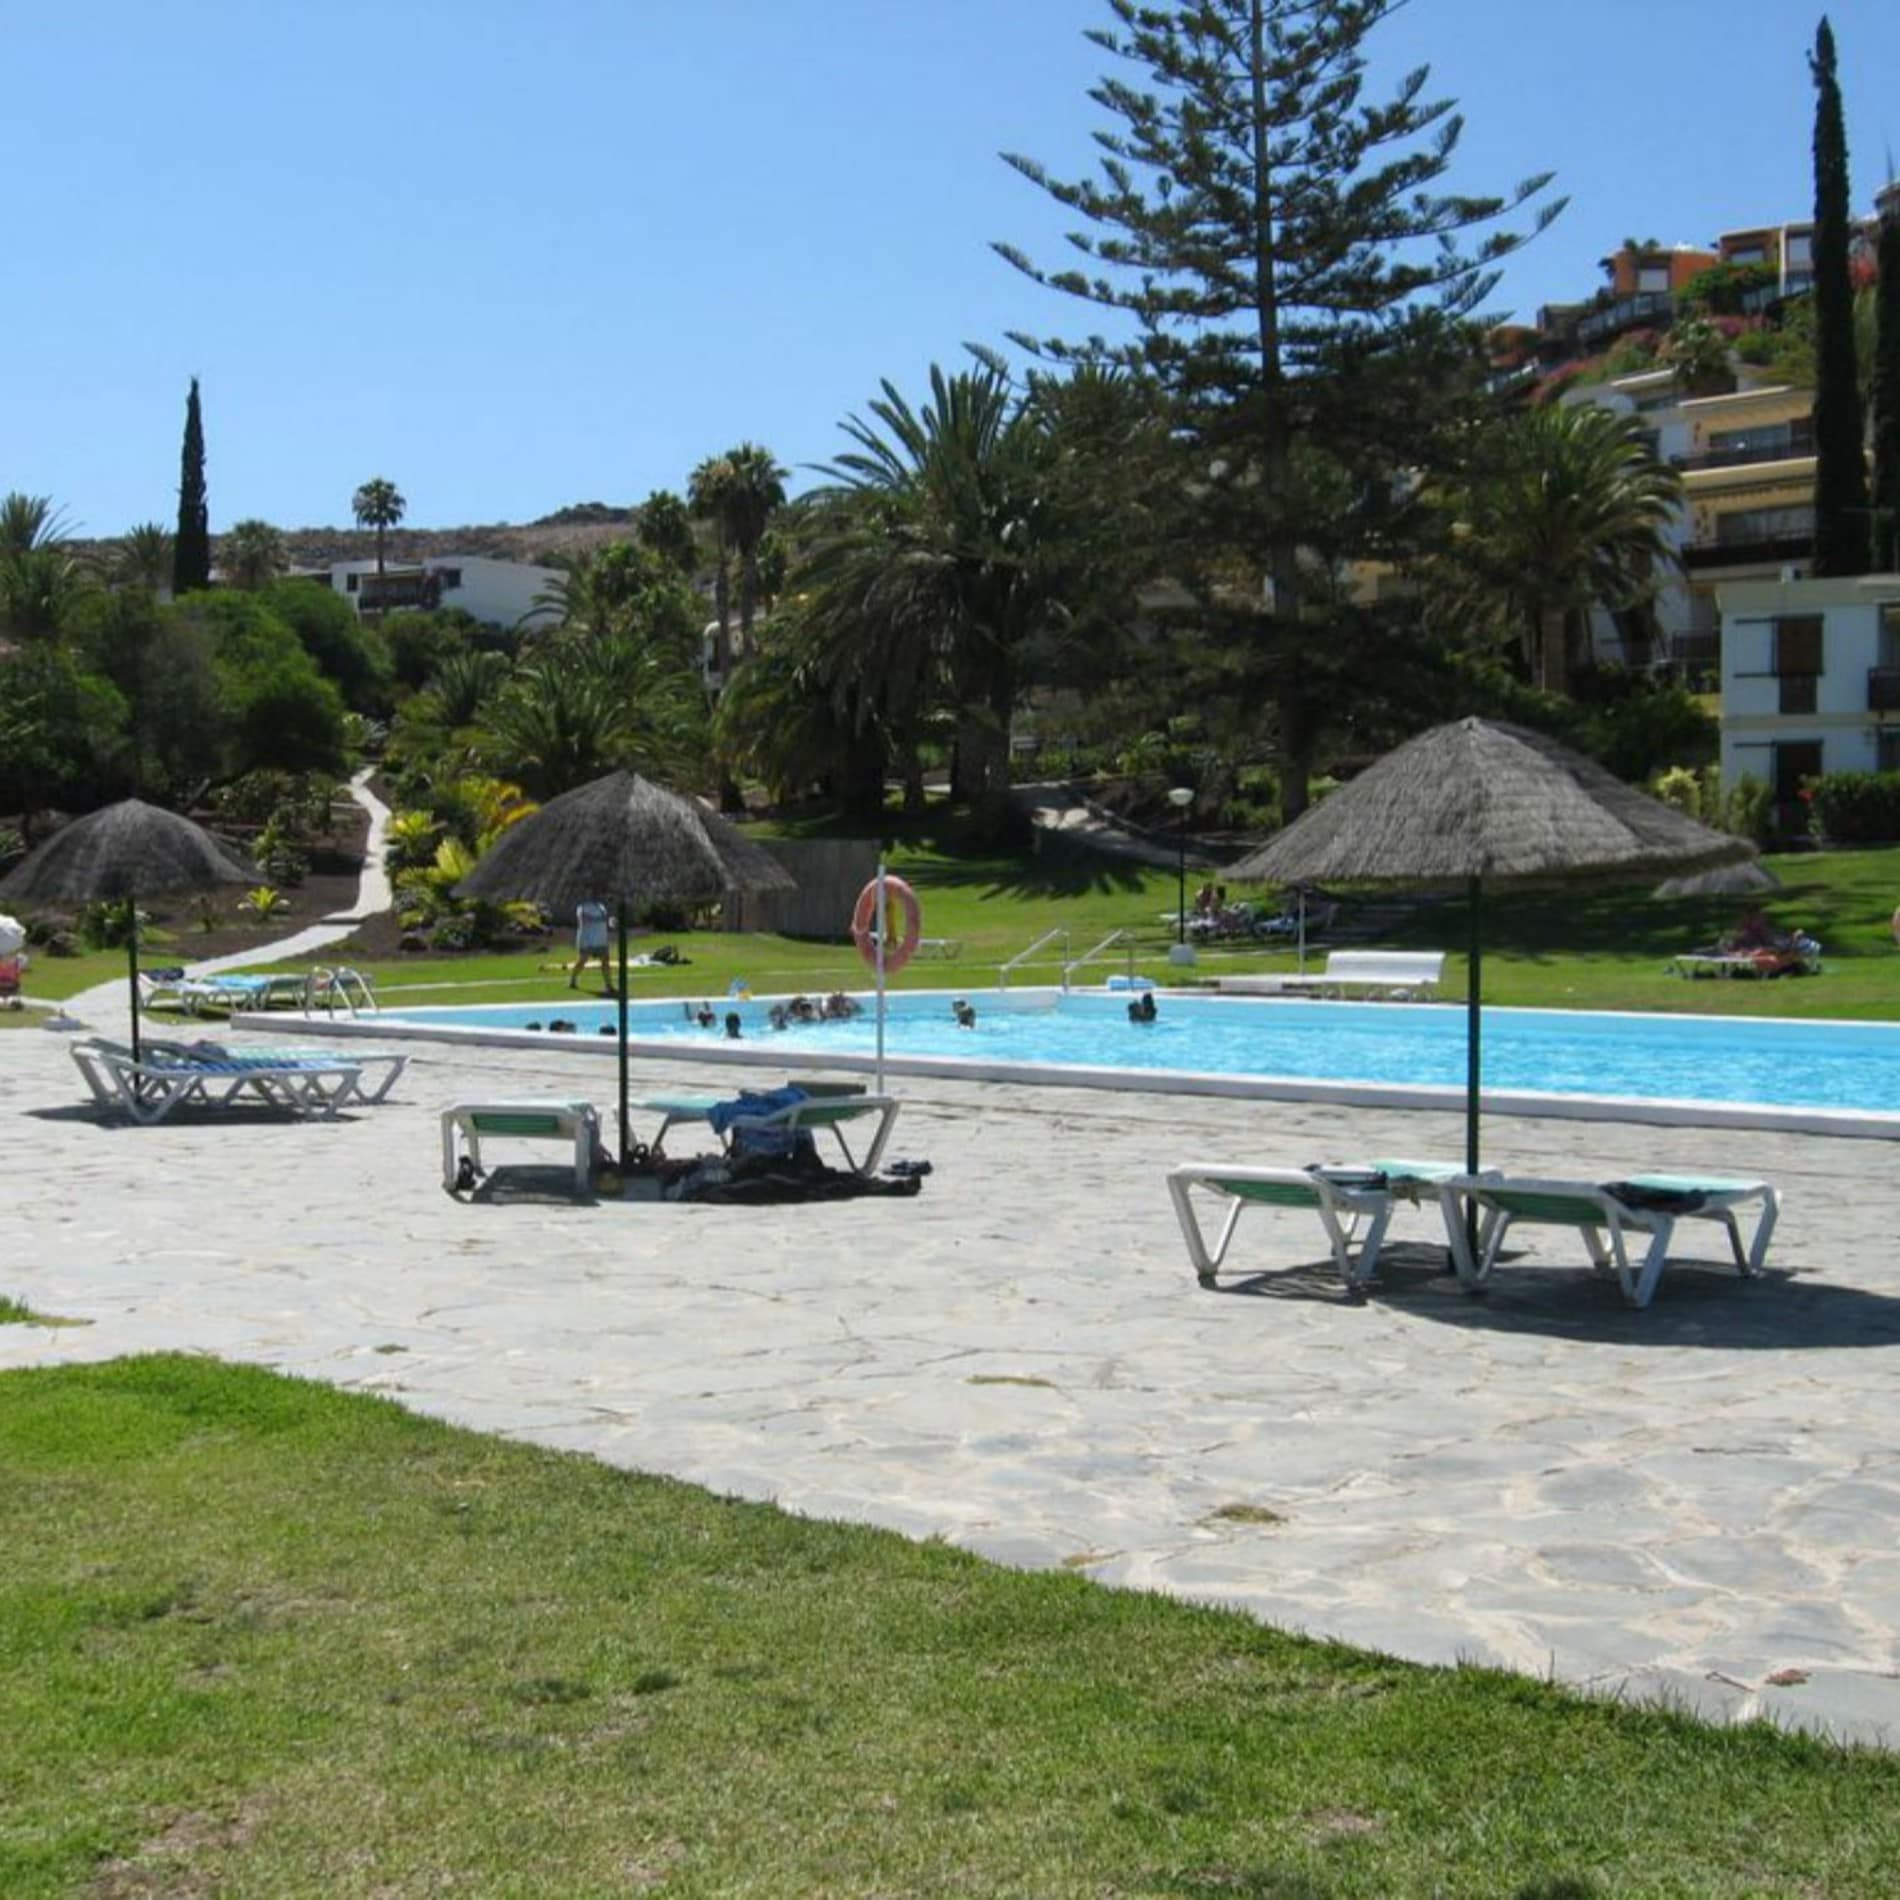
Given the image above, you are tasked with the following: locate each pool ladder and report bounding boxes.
[304,965,378,1016]
[996,928,1069,991]
[1061,929,1135,992]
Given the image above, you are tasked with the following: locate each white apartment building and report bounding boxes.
[1718,574,1900,834]
[290,554,562,631]
[1565,370,1816,674]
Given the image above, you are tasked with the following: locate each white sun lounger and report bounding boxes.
[1443,1173,1781,1309]
[71,1038,366,1125]
[442,1100,601,1200]
[1166,1158,1473,1293]
[143,1038,409,1106]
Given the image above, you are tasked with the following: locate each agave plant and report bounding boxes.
[240,886,288,922]
[383,809,444,873]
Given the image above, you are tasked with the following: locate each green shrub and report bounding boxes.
[1724,775,1774,845]
[1806,771,1900,844]
[76,900,142,950]
[0,826,22,872]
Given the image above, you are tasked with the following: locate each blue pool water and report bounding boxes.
[377,990,1900,1117]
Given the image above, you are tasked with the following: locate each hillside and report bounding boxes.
[76,504,644,572]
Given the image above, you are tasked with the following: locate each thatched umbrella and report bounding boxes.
[1652,860,1781,901]
[457,772,795,1166]
[1227,718,1753,1183]
[0,799,258,1063]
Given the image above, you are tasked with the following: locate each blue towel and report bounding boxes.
[707,1086,809,1136]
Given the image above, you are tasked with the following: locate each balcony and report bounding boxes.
[1870,669,1900,713]
[1573,290,1675,348]
[1674,432,1813,474]
[1682,532,1813,573]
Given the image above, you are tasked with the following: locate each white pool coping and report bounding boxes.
[236,988,1900,1143]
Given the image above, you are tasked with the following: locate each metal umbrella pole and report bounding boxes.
[616,897,631,1169]
[126,887,142,1068]
[874,858,887,1096]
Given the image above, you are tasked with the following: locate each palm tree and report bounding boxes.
[688,445,786,675]
[0,492,87,640]
[1425,404,1682,695]
[636,488,698,574]
[351,477,407,577]
[114,522,175,591]
[221,518,286,591]
[473,640,705,800]
[0,492,71,555]
[804,368,1071,817]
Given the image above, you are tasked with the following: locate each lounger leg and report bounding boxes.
[442,1114,460,1192]
[1628,1219,1675,1309]
[1167,1176,1232,1284]
[1350,1201,1395,1288]
[1314,1201,1358,1288]
[1740,1190,1779,1275]
[861,1103,899,1176]
[1475,1210,1513,1285]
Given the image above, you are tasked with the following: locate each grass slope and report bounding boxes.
[1,1358,1895,1897]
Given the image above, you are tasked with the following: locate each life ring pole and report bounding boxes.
[874,858,887,1095]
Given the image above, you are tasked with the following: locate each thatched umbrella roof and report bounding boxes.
[1223,719,1755,1199]
[0,800,258,1069]
[1228,719,1752,889]
[456,772,794,912]
[0,799,258,905]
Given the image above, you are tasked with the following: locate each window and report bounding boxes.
[1785,232,1813,269]
[1637,265,1671,293]
[1727,244,1767,265]
[345,572,359,593]
[1880,730,1900,772]
[1774,615,1823,715]
[434,568,462,591]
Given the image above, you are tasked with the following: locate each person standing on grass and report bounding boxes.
[570,899,615,993]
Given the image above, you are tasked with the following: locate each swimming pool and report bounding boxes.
[350,989,1900,1135]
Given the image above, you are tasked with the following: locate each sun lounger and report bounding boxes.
[442,1100,601,1199]
[1166,1157,1473,1292]
[144,1038,408,1105]
[1269,950,1446,1000]
[638,1088,900,1176]
[1443,1172,1780,1309]
[171,972,310,1016]
[70,1038,366,1125]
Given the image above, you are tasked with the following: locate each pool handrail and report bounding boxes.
[998,928,1069,991]
[1061,928,1134,992]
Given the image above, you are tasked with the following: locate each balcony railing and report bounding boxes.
[1674,433,1813,474]
[1870,669,1900,713]
[1573,290,1675,348]
[1682,532,1814,572]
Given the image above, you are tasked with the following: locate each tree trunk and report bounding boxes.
[1536,607,1569,696]
[901,751,926,814]
[1276,674,1315,824]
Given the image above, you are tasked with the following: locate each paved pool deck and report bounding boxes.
[4,1023,1899,1747]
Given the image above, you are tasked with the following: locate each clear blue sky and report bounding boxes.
[8,0,1897,535]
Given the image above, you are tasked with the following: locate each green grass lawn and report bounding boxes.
[3,1357,1895,1898]
[19,838,1900,1025]
[241,839,1900,1022]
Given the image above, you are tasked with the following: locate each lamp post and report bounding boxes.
[1167,786,1195,954]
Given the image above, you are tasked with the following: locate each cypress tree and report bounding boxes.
[172,376,211,596]
[998,0,1560,815]
[1872,210,1900,572]
[1809,17,1869,577]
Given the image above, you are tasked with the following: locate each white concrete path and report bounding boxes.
[4,1024,1899,1749]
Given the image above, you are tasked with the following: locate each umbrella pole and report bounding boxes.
[1465,875,1482,1258]
[1296,889,1306,974]
[874,859,887,1096]
[126,888,142,1069]
[617,897,630,1171]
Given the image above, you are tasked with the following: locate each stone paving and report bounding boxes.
[4,1023,1900,1746]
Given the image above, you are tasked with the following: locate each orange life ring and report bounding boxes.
[852,875,922,974]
